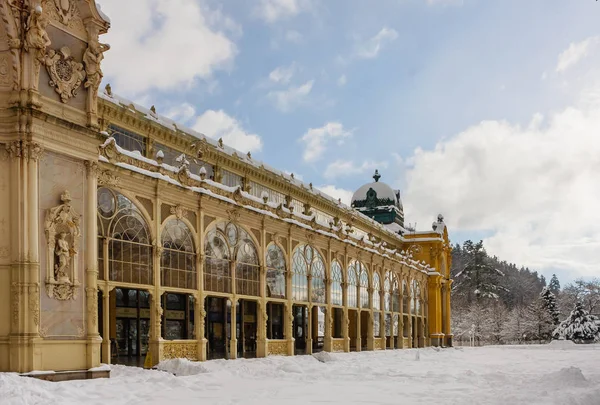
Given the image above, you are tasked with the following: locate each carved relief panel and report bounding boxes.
[44,190,81,300]
[39,152,86,339]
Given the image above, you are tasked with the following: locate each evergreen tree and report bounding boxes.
[548,274,561,296]
[540,286,560,325]
[454,240,507,304]
[552,302,600,343]
[526,297,554,343]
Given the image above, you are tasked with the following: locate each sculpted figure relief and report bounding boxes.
[24,5,51,55]
[24,4,51,91]
[54,232,73,282]
[45,190,81,300]
[83,38,110,115]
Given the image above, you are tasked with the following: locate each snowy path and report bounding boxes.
[1,342,599,405]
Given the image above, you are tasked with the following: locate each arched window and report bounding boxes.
[204,222,259,296]
[359,265,369,309]
[236,236,260,297]
[347,261,358,308]
[384,271,391,312]
[292,245,310,301]
[414,280,422,315]
[291,244,325,302]
[97,188,153,284]
[402,280,409,313]
[266,244,286,299]
[161,218,196,290]
[410,280,417,314]
[373,272,381,310]
[311,256,326,304]
[330,261,343,306]
[392,274,400,312]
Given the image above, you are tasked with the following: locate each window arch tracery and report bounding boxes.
[384,271,391,312]
[266,244,286,299]
[330,261,343,306]
[359,264,369,309]
[392,274,400,312]
[347,261,359,308]
[292,244,325,302]
[373,272,382,310]
[161,218,196,289]
[97,187,153,284]
[204,221,259,296]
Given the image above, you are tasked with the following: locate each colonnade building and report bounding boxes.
[0,0,452,374]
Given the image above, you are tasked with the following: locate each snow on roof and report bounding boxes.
[98,138,434,275]
[95,2,111,23]
[98,92,431,243]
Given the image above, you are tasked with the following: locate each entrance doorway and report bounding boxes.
[412,316,417,348]
[237,299,257,359]
[112,288,150,367]
[312,306,325,353]
[360,311,369,350]
[348,309,358,351]
[293,305,308,355]
[205,297,229,360]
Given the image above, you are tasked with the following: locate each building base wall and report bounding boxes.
[22,369,110,382]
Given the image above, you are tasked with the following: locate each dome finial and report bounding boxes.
[373,169,381,182]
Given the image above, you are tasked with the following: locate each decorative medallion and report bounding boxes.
[44,190,81,300]
[43,46,85,103]
[170,204,187,220]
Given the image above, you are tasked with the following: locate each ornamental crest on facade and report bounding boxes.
[44,190,81,300]
[43,46,85,103]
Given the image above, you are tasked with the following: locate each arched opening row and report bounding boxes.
[97,188,427,364]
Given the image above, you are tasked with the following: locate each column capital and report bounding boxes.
[84,160,99,178]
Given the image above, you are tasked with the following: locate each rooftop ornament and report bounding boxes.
[373,169,381,182]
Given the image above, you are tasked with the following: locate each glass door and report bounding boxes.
[293,305,307,354]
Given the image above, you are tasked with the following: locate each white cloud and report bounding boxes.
[99,0,237,95]
[256,0,312,23]
[285,30,303,43]
[269,64,296,84]
[165,102,196,123]
[355,27,398,59]
[337,74,347,86]
[402,96,600,279]
[300,122,351,162]
[556,36,599,73]
[192,110,262,153]
[316,185,353,206]
[324,159,388,180]
[268,80,314,112]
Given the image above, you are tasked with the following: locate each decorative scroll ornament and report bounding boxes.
[53,0,74,24]
[44,190,81,300]
[170,204,187,220]
[43,46,85,103]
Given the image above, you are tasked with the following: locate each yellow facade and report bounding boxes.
[0,0,452,373]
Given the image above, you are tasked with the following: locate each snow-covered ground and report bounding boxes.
[1,342,599,405]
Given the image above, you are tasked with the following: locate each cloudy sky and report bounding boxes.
[96,0,600,284]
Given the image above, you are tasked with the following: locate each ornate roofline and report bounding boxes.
[97,94,409,246]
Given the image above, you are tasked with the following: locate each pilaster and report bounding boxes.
[428,275,443,347]
[8,141,43,373]
[229,297,237,359]
[84,161,101,368]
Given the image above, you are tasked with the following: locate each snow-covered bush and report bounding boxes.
[552,302,600,343]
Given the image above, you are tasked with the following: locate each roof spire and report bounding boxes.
[373,169,381,182]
